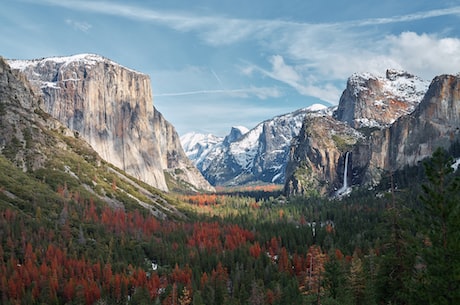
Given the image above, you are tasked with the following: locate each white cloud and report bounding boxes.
[386,32,460,79]
[269,55,301,84]
[350,6,460,27]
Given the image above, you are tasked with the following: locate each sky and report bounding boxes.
[2,1,460,136]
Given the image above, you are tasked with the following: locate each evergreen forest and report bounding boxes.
[1,147,459,305]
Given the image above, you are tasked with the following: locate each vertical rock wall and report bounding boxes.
[9,54,214,192]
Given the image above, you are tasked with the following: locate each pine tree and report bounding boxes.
[324,250,345,300]
[415,148,460,305]
[375,174,415,305]
[348,251,366,305]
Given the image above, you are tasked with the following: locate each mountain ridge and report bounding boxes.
[182,68,458,197]
[8,54,214,193]
[0,55,183,218]
[181,104,330,186]
[285,71,460,196]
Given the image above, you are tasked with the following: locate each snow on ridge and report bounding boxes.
[230,124,263,170]
[6,59,33,70]
[232,125,249,135]
[347,70,429,128]
[180,132,223,161]
[8,53,145,75]
[382,70,428,99]
[228,107,313,170]
[184,105,336,184]
[349,70,429,100]
[306,103,328,112]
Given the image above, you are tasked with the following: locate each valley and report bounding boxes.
[1,53,459,305]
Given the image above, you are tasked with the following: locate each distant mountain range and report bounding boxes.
[3,52,459,197]
[181,68,430,188]
[182,69,460,196]
[181,104,331,186]
[285,70,459,196]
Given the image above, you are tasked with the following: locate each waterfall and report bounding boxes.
[336,151,351,196]
[343,151,349,189]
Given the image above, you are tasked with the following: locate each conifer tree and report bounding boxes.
[376,175,415,305]
[324,249,345,300]
[415,148,460,305]
[348,251,366,305]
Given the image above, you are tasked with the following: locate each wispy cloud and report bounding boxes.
[65,19,92,32]
[36,0,460,44]
[349,6,460,27]
[156,86,281,100]
[34,0,460,103]
[246,55,342,104]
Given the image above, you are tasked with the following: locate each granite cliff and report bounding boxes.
[285,70,460,196]
[284,114,365,196]
[0,56,185,218]
[366,74,460,184]
[8,54,213,192]
[334,69,428,129]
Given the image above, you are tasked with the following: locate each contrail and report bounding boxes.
[211,69,223,86]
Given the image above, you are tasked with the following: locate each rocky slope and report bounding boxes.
[0,56,50,172]
[8,54,213,192]
[285,70,460,196]
[181,104,330,186]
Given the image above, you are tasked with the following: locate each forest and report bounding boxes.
[0,147,459,305]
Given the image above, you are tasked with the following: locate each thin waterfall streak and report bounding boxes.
[343,151,349,189]
[336,151,351,197]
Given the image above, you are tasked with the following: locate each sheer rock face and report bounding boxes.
[284,115,366,196]
[367,74,460,184]
[334,69,429,129]
[8,54,214,192]
[285,72,460,196]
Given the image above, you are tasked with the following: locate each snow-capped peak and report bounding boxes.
[339,69,430,129]
[232,125,249,135]
[348,69,428,101]
[306,103,328,112]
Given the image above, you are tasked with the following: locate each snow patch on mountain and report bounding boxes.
[336,69,430,129]
[9,54,146,96]
[9,53,143,75]
[182,104,331,186]
[180,132,223,166]
[306,103,329,112]
[229,124,263,170]
[452,157,460,171]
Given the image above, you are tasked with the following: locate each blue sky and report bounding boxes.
[2,0,460,136]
